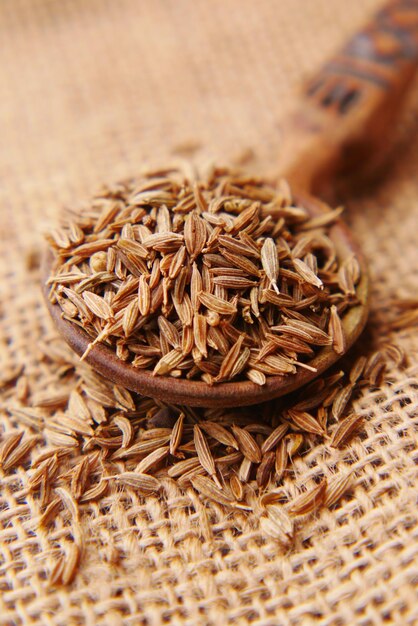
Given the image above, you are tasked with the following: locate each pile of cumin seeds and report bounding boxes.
[1,335,405,582]
[46,165,360,384]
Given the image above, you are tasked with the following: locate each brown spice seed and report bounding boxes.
[169,245,187,279]
[286,433,304,458]
[275,439,287,482]
[184,212,207,260]
[266,504,294,539]
[158,316,181,349]
[153,349,184,376]
[0,431,24,465]
[135,446,169,473]
[216,235,259,258]
[323,473,354,508]
[293,258,323,289]
[55,486,79,521]
[194,425,221,487]
[193,314,208,358]
[229,474,244,501]
[220,249,261,277]
[366,352,387,386]
[388,308,418,330]
[330,414,364,448]
[111,435,171,460]
[232,425,262,463]
[191,474,234,507]
[212,275,257,289]
[49,554,66,587]
[39,498,63,528]
[317,406,328,430]
[256,451,275,487]
[167,456,201,478]
[349,356,367,384]
[61,543,81,586]
[261,238,280,292]
[215,335,245,382]
[246,368,266,386]
[380,343,405,367]
[299,205,343,230]
[82,291,114,321]
[200,422,239,450]
[138,275,151,316]
[288,479,327,516]
[259,515,289,545]
[70,457,90,500]
[329,305,346,355]
[198,291,237,315]
[122,299,139,337]
[331,384,354,420]
[261,423,289,454]
[169,413,185,456]
[79,479,108,503]
[286,409,326,436]
[2,435,41,471]
[111,472,161,493]
[229,347,251,379]
[113,415,135,448]
[238,456,252,482]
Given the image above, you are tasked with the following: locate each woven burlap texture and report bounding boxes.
[1,1,417,624]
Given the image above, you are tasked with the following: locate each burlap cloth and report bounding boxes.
[1,1,417,624]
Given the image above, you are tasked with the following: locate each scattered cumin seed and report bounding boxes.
[256,451,275,487]
[55,486,79,521]
[194,425,221,487]
[0,431,24,465]
[1,309,396,590]
[238,456,252,482]
[323,473,354,507]
[79,480,108,503]
[113,415,135,448]
[286,409,325,436]
[275,439,288,482]
[349,356,367,384]
[229,474,244,501]
[49,554,66,587]
[260,505,294,545]
[330,414,364,448]
[61,543,81,586]
[135,446,169,474]
[232,425,262,463]
[70,457,90,500]
[200,421,239,450]
[167,456,201,478]
[286,433,304,458]
[331,384,354,420]
[288,479,327,515]
[2,435,40,471]
[261,423,289,454]
[191,475,238,508]
[111,472,161,493]
[169,413,184,456]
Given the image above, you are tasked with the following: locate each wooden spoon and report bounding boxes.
[43,0,418,407]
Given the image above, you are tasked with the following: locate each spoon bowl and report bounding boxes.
[43,0,418,406]
[43,192,369,407]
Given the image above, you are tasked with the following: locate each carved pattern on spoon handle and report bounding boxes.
[278,0,418,193]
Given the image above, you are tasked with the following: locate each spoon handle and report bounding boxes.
[277,0,418,195]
